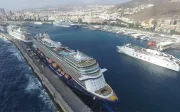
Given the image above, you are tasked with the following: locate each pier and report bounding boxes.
[0,33,92,112]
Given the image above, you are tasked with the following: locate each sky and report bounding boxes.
[0,0,128,11]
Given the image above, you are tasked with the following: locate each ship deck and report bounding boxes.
[127,44,179,63]
[128,44,142,51]
[65,54,96,67]
[36,38,97,68]
[95,85,112,96]
[78,58,96,67]
[136,49,177,63]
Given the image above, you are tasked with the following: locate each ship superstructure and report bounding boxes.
[117,44,180,72]
[33,33,118,102]
[7,25,32,42]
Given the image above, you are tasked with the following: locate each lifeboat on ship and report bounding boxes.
[38,50,41,54]
[65,74,72,80]
[35,48,39,51]
[148,41,156,47]
[57,68,62,73]
[60,71,65,75]
[52,62,59,69]
[48,59,53,64]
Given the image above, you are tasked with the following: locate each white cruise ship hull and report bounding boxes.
[9,32,32,43]
[53,24,70,27]
[117,46,180,72]
[54,24,70,27]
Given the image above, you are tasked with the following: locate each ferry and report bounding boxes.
[117,44,180,72]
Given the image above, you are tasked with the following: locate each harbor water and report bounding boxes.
[1,24,180,111]
[0,37,56,111]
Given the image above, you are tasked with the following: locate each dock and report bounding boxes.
[0,33,92,112]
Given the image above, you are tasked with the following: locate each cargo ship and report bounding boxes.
[117,43,180,72]
[32,33,118,102]
[7,25,32,43]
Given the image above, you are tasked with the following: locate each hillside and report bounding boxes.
[116,0,169,8]
[115,0,180,21]
[128,2,180,21]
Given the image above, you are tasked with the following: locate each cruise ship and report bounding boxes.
[53,20,72,27]
[7,25,32,42]
[32,33,118,102]
[34,22,43,25]
[117,44,180,72]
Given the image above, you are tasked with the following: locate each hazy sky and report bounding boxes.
[0,0,128,10]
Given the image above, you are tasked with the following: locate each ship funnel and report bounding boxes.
[43,33,50,39]
[17,28,21,32]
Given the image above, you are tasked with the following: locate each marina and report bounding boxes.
[89,25,180,51]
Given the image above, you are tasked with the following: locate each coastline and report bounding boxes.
[87,25,177,41]
[87,24,180,51]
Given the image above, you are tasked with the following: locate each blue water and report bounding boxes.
[4,24,180,112]
[0,37,56,111]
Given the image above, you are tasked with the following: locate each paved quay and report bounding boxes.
[0,33,92,112]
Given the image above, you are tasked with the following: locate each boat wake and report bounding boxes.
[3,40,56,111]
[25,74,56,111]
[0,37,11,43]
[38,90,56,111]
[139,60,178,79]
[8,45,24,62]
[12,52,24,62]
[0,39,24,62]
[122,55,178,80]
[25,74,41,93]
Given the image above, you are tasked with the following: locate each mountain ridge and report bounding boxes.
[115,0,180,21]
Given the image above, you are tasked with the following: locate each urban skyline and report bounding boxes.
[0,0,128,10]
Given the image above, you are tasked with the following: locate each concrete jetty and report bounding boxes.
[0,33,92,112]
